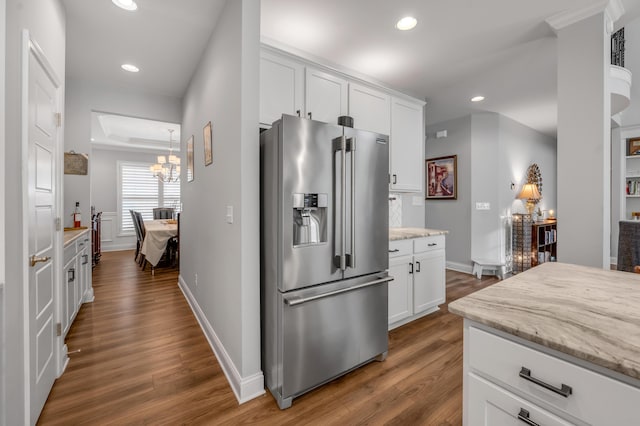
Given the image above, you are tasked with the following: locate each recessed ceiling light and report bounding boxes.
[471,96,485,102]
[112,0,137,11]
[396,17,417,31]
[121,64,139,73]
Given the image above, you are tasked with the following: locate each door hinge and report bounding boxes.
[56,322,62,337]
[55,217,61,231]
[55,112,62,127]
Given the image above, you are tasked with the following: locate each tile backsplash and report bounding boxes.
[389,193,402,227]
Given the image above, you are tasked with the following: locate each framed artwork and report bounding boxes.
[203,121,213,166]
[426,155,457,200]
[628,137,640,156]
[187,135,194,182]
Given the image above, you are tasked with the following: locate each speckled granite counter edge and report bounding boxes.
[64,229,90,247]
[389,228,448,241]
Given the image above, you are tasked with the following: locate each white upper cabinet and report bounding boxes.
[260,51,304,127]
[348,83,391,136]
[305,67,348,125]
[390,97,424,192]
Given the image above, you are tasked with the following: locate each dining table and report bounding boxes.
[141,219,178,267]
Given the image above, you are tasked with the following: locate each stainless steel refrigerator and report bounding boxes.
[260,114,391,409]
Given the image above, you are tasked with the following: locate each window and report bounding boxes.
[118,161,180,234]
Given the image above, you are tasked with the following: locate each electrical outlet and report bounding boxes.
[195,273,198,286]
[476,202,490,210]
[226,206,234,224]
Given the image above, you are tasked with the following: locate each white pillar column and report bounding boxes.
[548,2,623,268]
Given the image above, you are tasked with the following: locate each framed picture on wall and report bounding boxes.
[426,155,457,200]
[187,135,194,182]
[203,121,213,166]
[628,137,640,156]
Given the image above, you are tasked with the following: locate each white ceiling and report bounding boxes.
[91,112,181,152]
[63,0,640,139]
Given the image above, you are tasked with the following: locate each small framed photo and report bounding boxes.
[628,137,640,156]
[187,135,194,182]
[203,121,213,166]
[426,155,457,200]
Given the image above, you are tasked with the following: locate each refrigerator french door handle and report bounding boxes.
[333,135,347,271]
[347,137,356,268]
[284,276,393,306]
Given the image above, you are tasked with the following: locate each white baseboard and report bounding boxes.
[177,275,265,404]
[446,261,473,274]
[610,257,617,266]
[101,243,136,252]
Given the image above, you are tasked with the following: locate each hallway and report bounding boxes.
[38,250,497,425]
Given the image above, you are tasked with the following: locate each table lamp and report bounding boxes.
[517,183,541,215]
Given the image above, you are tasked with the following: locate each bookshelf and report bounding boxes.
[531,220,557,267]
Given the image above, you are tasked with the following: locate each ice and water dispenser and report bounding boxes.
[292,193,327,246]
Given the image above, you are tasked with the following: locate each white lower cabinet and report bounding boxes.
[464,323,640,426]
[61,233,90,338]
[388,235,446,329]
[468,373,572,426]
[62,255,77,336]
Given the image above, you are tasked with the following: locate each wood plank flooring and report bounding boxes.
[38,250,498,425]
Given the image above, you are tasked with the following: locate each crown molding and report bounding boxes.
[546,0,624,33]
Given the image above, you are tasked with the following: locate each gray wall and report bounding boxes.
[557,13,610,268]
[4,0,66,423]
[91,148,166,251]
[0,0,6,420]
[425,115,472,270]
[426,113,557,272]
[64,79,182,228]
[179,0,262,399]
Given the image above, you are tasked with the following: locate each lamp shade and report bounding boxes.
[517,183,541,200]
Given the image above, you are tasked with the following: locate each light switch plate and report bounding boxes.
[226,206,234,224]
[476,202,490,210]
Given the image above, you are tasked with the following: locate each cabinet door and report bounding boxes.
[63,258,77,336]
[413,249,445,314]
[78,246,90,305]
[388,255,413,326]
[390,97,424,192]
[260,51,304,127]
[305,67,348,125]
[348,83,390,136]
[468,373,573,426]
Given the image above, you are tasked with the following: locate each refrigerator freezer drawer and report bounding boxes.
[281,277,389,402]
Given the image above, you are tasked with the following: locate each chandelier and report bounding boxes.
[150,129,180,182]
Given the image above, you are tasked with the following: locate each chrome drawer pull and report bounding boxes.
[517,408,540,426]
[388,249,400,253]
[519,367,572,397]
[428,243,437,247]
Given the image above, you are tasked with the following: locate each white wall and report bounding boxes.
[179,0,263,402]
[425,115,472,270]
[557,12,611,268]
[91,148,165,251]
[64,79,182,228]
[0,0,6,422]
[4,0,66,424]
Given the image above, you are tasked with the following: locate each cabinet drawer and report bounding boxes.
[413,235,445,253]
[469,327,639,424]
[469,372,572,426]
[388,239,412,258]
[64,241,77,264]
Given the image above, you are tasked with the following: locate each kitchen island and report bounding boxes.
[449,262,640,425]
[387,227,448,329]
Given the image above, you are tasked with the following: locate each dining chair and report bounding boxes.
[153,207,174,220]
[135,211,149,268]
[130,209,143,263]
[167,212,180,268]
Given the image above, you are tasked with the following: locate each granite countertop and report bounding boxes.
[389,227,448,241]
[448,262,640,380]
[64,228,90,247]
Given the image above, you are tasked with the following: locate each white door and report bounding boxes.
[390,97,423,192]
[348,83,390,135]
[413,249,446,314]
[27,40,60,422]
[388,255,413,327]
[259,50,304,126]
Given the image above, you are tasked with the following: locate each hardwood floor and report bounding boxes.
[38,250,499,425]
